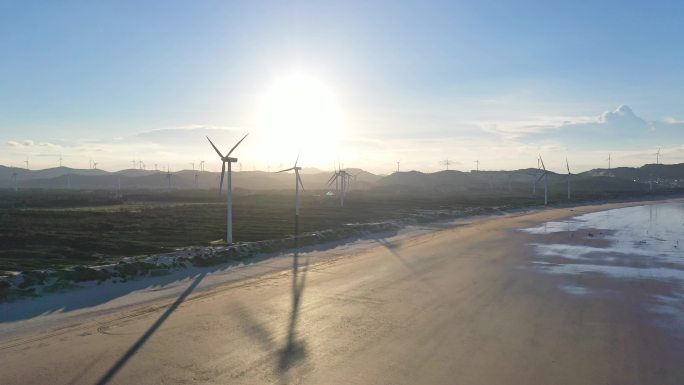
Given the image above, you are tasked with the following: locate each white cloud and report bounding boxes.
[664,116,684,124]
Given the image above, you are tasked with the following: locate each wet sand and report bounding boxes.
[1,199,683,385]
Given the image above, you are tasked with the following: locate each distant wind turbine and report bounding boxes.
[396,160,400,173]
[607,153,611,170]
[328,165,350,207]
[441,159,451,170]
[275,155,305,235]
[165,166,172,191]
[24,157,29,170]
[536,155,550,205]
[656,148,661,164]
[206,133,249,244]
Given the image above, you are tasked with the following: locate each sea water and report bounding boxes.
[523,202,684,325]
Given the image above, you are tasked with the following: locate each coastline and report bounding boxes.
[2,195,683,339]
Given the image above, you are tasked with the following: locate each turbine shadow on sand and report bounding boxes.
[93,272,206,385]
[277,243,310,372]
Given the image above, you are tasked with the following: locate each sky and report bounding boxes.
[1,0,684,174]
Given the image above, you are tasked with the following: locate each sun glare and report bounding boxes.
[256,72,345,163]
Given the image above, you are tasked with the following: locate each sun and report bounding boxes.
[256,71,345,162]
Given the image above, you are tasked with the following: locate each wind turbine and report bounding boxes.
[328,166,350,207]
[207,133,249,244]
[526,158,542,195]
[276,155,305,235]
[656,148,661,164]
[92,161,99,169]
[24,157,29,170]
[536,155,550,205]
[396,160,400,173]
[441,159,451,170]
[165,166,172,191]
[566,158,572,200]
[607,153,612,170]
[191,162,199,187]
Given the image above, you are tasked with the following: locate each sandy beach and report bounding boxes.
[2,199,684,385]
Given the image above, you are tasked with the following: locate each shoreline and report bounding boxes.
[2,195,682,340]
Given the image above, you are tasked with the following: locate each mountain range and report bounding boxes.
[1,163,683,192]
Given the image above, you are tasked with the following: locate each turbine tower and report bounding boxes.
[165,166,172,191]
[276,155,305,236]
[607,153,611,170]
[656,148,661,164]
[11,168,18,192]
[207,133,249,244]
[536,155,550,205]
[441,159,451,170]
[24,157,29,170]
[396,160,400,173]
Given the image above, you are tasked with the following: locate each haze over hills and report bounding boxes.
[1,163,683,192]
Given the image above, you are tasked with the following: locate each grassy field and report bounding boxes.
[0,186,677,273]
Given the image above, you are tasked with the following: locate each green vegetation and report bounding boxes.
[0,186,681,274]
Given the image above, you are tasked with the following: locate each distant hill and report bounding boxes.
[1,162,683,192]
[0,166,382,191]
[585,163,684,182]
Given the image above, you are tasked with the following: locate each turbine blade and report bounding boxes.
[327,172,338,185]
[275,167,295,173]
[219,162,226,195]
[294,152,300,168]
[566,158,570,174]
[227,133,249,156]
[206,136,225,158]
[539,156,546,171]
[297,173,305,191]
